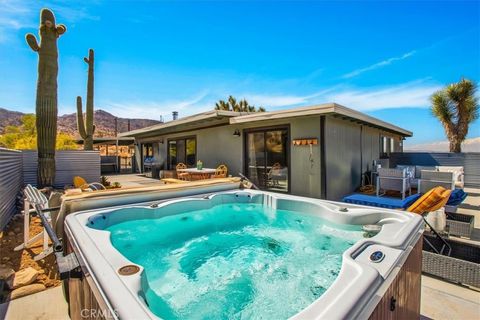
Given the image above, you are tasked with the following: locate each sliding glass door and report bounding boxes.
[245,127,289,192]
[168,137,196,169]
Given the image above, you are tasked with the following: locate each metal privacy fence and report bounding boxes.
[390,152,480,188]
[22,150,101,187]
[0,148,23,230]
[0,149,100,229]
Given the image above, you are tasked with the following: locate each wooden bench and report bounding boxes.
[161,178,189,184]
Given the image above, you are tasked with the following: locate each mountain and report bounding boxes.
[0,108,24,131]
[0,107,160,137]
[405,137,480,152]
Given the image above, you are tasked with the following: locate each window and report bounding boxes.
[142,143,153,158]
[380,135,395,157]
[168,137,196,169]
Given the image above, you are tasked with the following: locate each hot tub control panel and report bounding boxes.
[355,245,403,279]
[369,251,385,263]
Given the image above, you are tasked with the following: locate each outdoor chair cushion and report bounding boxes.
[342,193,421,209]
[446,189,468,206]
[407,186,451,214]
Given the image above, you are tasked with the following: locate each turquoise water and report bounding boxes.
[105,203,363,320]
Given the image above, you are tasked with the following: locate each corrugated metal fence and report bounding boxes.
[0,148,23,230]
[390,152,480,188]
[0,149,100,229]
[23,150,101,187]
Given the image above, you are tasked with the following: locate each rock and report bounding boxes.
[7,231,14,236]
[0,266,14,280]
[2,257,10,262]
[7,267,39,289]
[9,283,46,300]
[14,227,21,233]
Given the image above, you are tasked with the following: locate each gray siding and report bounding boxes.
[324,116,403,200]
[0,148,23,230]
[141,116,322,198]
[324,117,362,201]
[23,150,101,187]
[138,115,404,201]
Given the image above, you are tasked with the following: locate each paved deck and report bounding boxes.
[0,286,69,320]
[106,173,165,188]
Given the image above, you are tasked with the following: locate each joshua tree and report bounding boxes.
[215,95,266,112]
[431,78,478,152]
[77,49,96,150]
[26,8,66,187]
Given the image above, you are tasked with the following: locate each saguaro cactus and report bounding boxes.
[77,49,95,150]
[26,8,66,187]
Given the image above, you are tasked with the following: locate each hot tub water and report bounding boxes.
[105,202,364,320]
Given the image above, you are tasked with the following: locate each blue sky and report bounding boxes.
[0,0,479,147]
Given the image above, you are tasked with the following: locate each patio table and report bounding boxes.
[177,168,216,180]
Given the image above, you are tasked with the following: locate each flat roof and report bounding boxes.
[230,103,412,136]
[75,136,135,146]
[120,103,412,138]
[118,110,243,138]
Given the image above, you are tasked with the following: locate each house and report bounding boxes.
[119,103,412,200]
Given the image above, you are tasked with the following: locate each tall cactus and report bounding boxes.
[76,49,95,150]
[26,8,66,187]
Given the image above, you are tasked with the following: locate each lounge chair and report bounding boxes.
[343,188,466,210]
[73,176,106,191]
[343,193,421,209]
[14,185,62,261]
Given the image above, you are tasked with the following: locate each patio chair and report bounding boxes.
[266,163,287,187]
[176,163,190,181]
[376,168,411,199]
[14,185,62,261]
[212,164,228,178]
[437,166,464,188]
[73,176,106,191]
[418,170,454,193]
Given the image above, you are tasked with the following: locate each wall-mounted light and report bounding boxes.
[233,129,241,137]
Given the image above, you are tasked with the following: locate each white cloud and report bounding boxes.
[252,80,440,112]
[243,94,310,107]
[342,50,416,79]
[98,80,441,119]
[0,0,99,43]
[321,81,441,111]
[101,92,210,120]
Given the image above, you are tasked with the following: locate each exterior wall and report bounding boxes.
[324,117,362,201]
[137,114,405,200]
[138,116,322,198]
[325,116,404,200]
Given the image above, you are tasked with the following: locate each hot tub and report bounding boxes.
[64,189,423,319]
